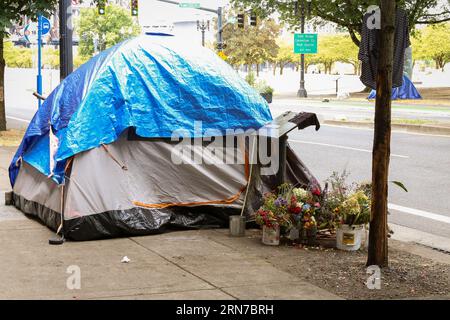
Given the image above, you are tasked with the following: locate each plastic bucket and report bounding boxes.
[288,228,300,241]
[262,225,280,245]
[229,215,245,237]
[336,224,364,251]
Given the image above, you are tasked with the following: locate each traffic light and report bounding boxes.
[97,0,105,15]
[250,13,257,26]
[237,14,245,28]
[131,0,138,16]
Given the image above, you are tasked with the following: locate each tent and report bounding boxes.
[10,35,320,241]
[368,75,422,100]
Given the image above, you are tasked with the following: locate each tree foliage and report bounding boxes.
[231,0,450,46]
[0,0,59,38]
[412,23,450,70]
[222,14,281,73]
[274,41,296,74]
[330,35,360,74]
[76,4,140,59]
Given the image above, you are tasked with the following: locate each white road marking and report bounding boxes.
[388,203,450,224]
[6,116,31,123]
[323,124,450,139]
[289,139,409,159]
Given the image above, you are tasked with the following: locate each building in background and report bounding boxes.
[139,0,227,47]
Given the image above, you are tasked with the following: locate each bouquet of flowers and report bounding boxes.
[338,190,371,226]
[289,186,322,232]
[323,171,371,227]
[255,189,292,230]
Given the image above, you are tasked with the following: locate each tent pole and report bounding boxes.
[240,135,257,217]
[49,184,65,245]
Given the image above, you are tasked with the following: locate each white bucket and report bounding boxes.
[262,225,280,246]
[336,224,364,251]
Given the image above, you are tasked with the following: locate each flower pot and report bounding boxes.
[336,224,364,251]
[300,226,317,245]
[262,225,280,245]
[260,92,273,103]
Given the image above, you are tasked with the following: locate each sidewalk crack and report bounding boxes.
[127,237,239,300]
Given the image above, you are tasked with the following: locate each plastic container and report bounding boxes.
[229,215,245,237]
[336,224,364,251]
[262,225,280,245]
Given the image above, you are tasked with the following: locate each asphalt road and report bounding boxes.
[287,123,450,240]
[271,98,450,123]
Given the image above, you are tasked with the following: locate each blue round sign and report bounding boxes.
[41,16,51,36]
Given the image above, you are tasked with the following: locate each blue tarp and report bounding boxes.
[9,35,272,187]
[368,75,422,100]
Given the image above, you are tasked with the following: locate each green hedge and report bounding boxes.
[4,41,33,68]
[4,41,90,69]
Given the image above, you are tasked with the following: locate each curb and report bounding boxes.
[324,120,450,136]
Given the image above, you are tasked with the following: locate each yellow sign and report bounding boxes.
[217,51,227,61]
[342,233,355,245]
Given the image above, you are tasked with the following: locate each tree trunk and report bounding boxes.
[367,0,396,268]
[0,35,7,131]
[256,64,260,77]
[273,63,277,76]
[279,65,284,75]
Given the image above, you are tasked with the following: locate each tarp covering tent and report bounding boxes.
[10,35,320,240]
[368,75,422,100]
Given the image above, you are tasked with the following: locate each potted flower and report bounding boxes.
[254,80,274,103]
[255,189,292,245]
[289,186,322,245]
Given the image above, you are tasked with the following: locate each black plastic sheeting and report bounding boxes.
[13,193,241,241]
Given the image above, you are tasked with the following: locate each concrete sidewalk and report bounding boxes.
[1,145,448,300]
[0,145,340,300]
[0,146,15,191]
[0,207,341,300]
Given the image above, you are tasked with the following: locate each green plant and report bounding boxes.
[254,79,274,95]
[3,41,33,68]
[74,54,90,69]
[76,4,140,60]
[43,47,60,69]
[245,71,256,87]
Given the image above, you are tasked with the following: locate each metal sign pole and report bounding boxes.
[297,0,307,98]
[37,15,43,108]
[217,7,223,52]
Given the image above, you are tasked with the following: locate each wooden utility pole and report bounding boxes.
[367,0,396,267]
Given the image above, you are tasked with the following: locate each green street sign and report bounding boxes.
[179,2,201,8]
[294,33,318,54]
